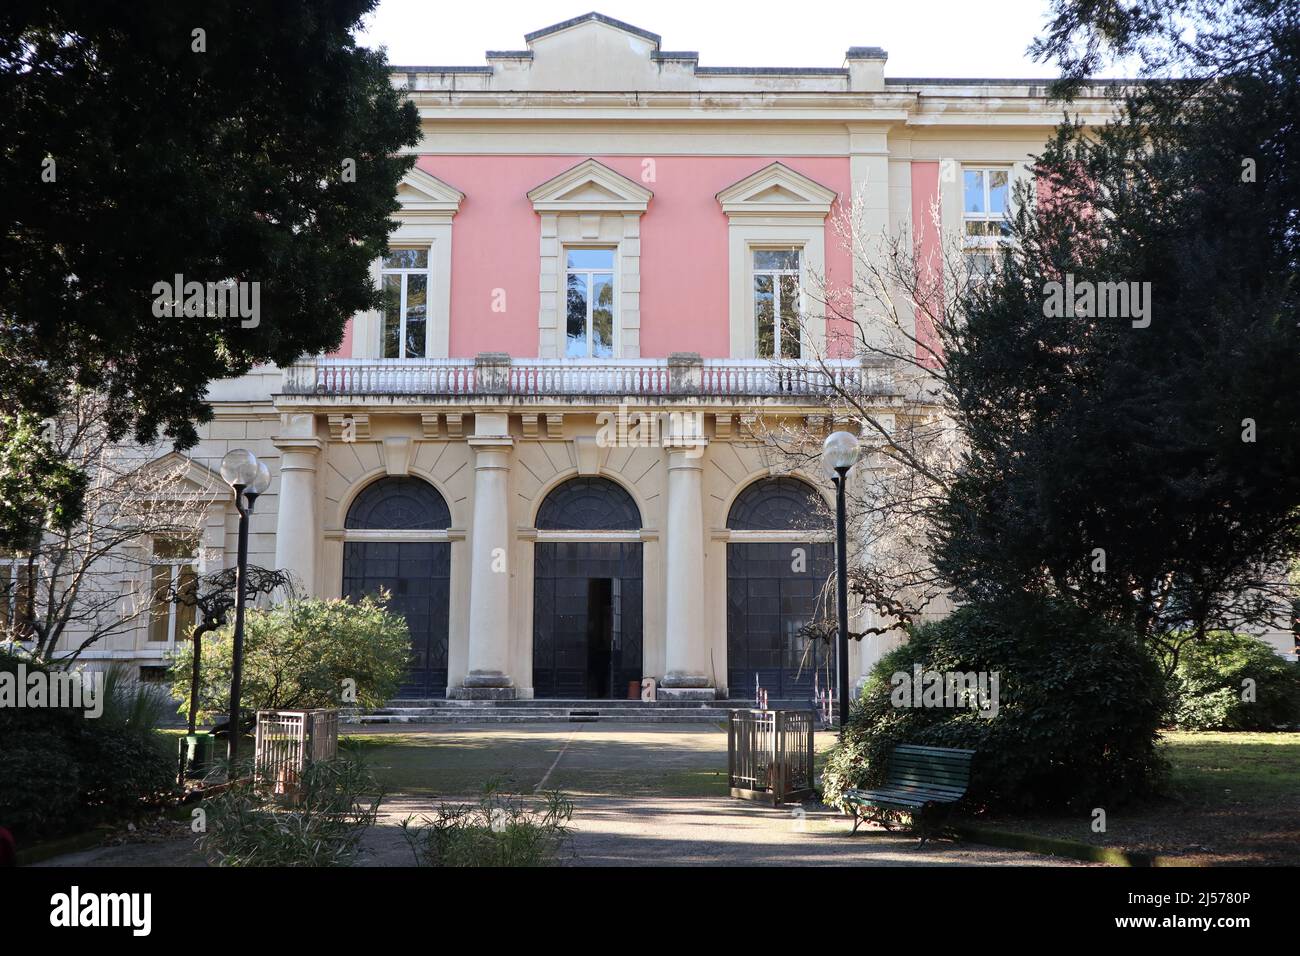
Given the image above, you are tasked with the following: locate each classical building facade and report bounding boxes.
[55,12,1291,703]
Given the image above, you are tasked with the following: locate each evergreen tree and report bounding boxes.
[933,0,1300,651]
[0,1,420,540]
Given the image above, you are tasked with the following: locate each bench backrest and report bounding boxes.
[885,744,975,796]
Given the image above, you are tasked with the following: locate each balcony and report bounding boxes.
[279,353,893,403]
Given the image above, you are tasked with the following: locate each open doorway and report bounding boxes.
[585,578,613,698]
[533,542,642,699]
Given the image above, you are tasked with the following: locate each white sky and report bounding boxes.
[356,0,1126,79]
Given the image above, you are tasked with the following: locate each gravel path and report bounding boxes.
[368,793,1088,867]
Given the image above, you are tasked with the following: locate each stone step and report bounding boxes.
[357,710,735,719]
[357,703,739,713]
[377,698,760,709]
[347,712,731,725]
[342,697,833,726]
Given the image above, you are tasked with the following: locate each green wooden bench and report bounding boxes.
[841,744,975,847]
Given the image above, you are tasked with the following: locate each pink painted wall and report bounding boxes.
[415,155,851,359]
[328,319,353,358]
[910,161,943,366]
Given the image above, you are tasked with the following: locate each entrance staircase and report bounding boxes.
[345,697,766,725]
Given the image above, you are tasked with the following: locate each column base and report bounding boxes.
[449,670,516,699]
[447,686,519,701]
[660,671,711,688]
[462,670,514,688]
[657,687,718,702]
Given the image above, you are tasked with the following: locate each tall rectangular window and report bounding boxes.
[380,248,430,359]
[148,538,196,644]
[753,248,802,359]
[963,167,1012,277]
[565,248,615,358]
[0,553,36,638]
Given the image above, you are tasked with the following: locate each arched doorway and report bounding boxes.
[532,477,643,699]
[726,477,835,706]
[341,477,451,698]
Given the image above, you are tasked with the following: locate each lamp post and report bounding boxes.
[218,449,271,769]
[822,431,860,732]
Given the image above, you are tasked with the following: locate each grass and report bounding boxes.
[343,731,566,795]
[340,725,734,797]
[971,731,1300,865]
[1163,730,1300,804]
[341,723,841,799]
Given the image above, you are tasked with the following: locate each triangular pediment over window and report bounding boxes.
[129,452,228,502]
[527,159,653,213]
[716,162,837,218]
[397,168,464,218]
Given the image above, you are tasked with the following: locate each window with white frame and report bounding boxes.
[753,248,803,359]
[564,248,616,358]
[147,537,197,644]
[963,167,1013,278]
[380,248,430,359]
[0,553,36,638]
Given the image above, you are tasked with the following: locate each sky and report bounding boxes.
[355,0,1125,79]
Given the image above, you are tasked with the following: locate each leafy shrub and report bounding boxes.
[198,752,382,866]
[401,783,575,867]
[1166,631,1300,730]
[170,595,410,724]
[822,598,1169,813]
[0,652,177,842]
[0,728,81,837]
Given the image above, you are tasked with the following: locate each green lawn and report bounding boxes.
[340,723,842,799]
[1164,730,1300,804]
[974,731,1300,865]
[342,725,728,798]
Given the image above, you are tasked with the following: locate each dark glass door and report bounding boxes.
[727,541,835,705]
[533,542,642,698]
[342,540,450,697]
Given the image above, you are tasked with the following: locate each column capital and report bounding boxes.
[469,439,513,471]
[274,436,323,455]
[666,448,705,470]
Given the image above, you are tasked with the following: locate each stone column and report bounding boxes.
[660,438,714,700]
[273,438,322,596]
[451,416,516,699]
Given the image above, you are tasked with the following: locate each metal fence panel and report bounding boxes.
[727,709,816,805]
[254,709,340,798]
